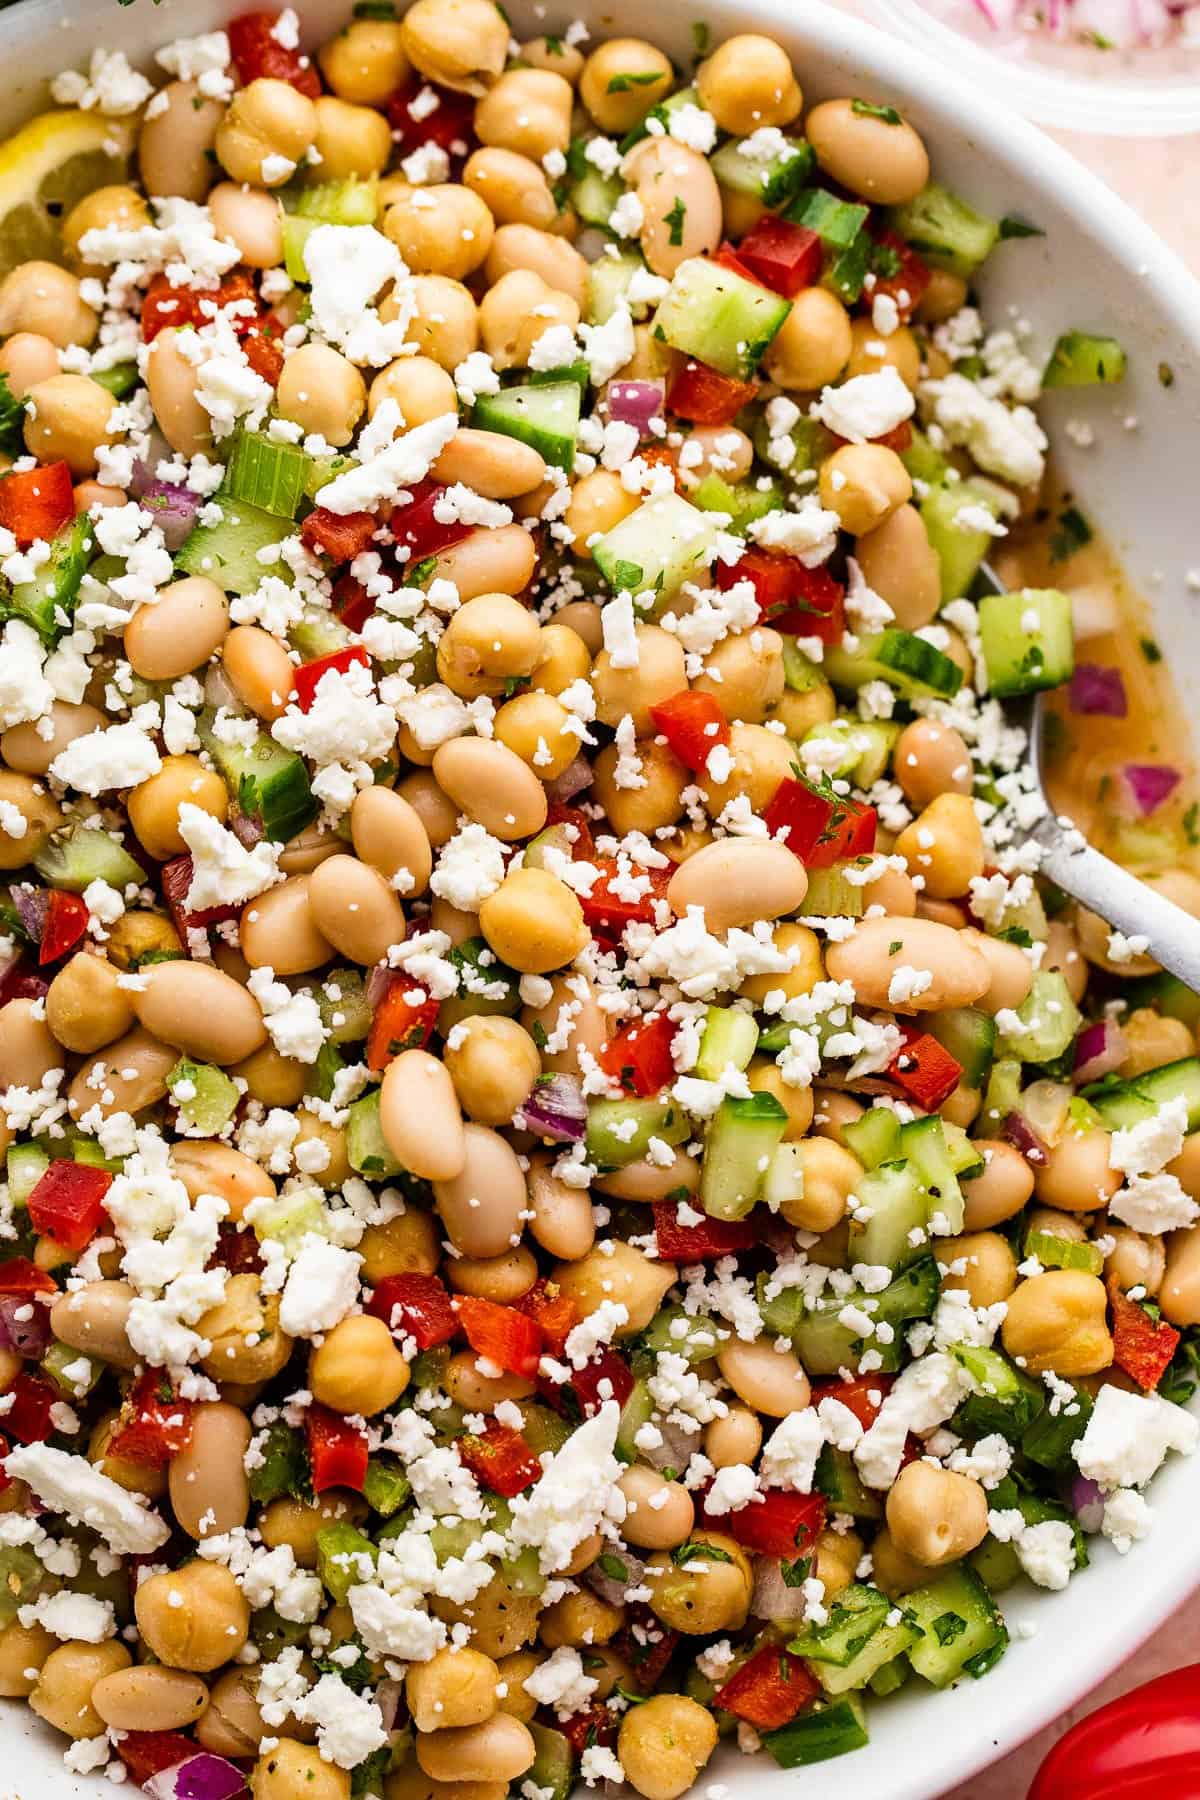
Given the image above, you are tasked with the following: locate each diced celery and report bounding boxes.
[801,864,865,919]
[347,1088,403,1179]
[226,427,311,520]
[295,176,379,225]
[1024,1229,1103,1276]
[6,1142,48,1208]
[586,1098,689,1169]
[842,1107,902,1170]
[41,1339,101,1399]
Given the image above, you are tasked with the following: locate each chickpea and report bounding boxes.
[448,1244,537,1303]
[276,343,366,447]
[436,591,542,697]
[479,866,588,973]
[385,183,494,280]
[815,1525,865,1599]
[1121,1007,1195,1077]
[697,34,802,131]
[705,1407,762,1469]
[1001,1269,1113,1377]
[539,1587,622,1649]
[136,1562,249,1672]
[941,1231,1018,1308]
[562,467,639,553]
[819,442,912,534]
[0,330,59,401]
[963,1141,1035,1230]
[464,147,557,231]
[593,737,687,838]
[1044,917,1088,1005]
[485,224,589,310]
[475,68,573,163]
[369,355,456,431]
[42,951,129,1055]
[1034,1126,1122,1213]
[172,1141,275,1222]
[763,286,852,390]
[579,39,674,132]
[61,184,147,274]
[718,1338,810,1416]
[846,316,922,390]
[552,599,603,654]
[400,0,508,93]
[619,1466,695,1550]
[0,996,65,1090]
[918,269,970,323]
[443,1349,535,1412]
[886,1463,989,1567]
[619,1693,719,1800]
[895,792,984,900]
[406,1645,500,1734]
[592,624,688,736]
[359,1207,440,1284]
[492,690,576,781]
[139,81,224,201]
[0,260,96,347]
[320,18,409,103]
[647,1532,752,1635]
[1106,1226,1165,1298]
[128,753,227,860]
[416,1713,535,1784]
[893,718,973,811]
[871,1525,934,1597]
[401,274,479,370]
[197,1272,293,1384]
[770,1136,863,1232]
[441,1014,540,1126]
[806,97,930,203]
[768,681,837,740]
[693,626,785,723]
[252,1740,350,1800]
[30,1639,131,1739]
[479,268,579,372]
[23,372,115,476]
[308,1314,410,1415]
[0,1618,55,1697]
[854,503,942,630]
[216,79,319,187]
[260,1491,368,1568]
[554,1241,676,1334]
[309,94,392,181]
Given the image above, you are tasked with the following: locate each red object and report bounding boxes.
[331,572,375,632]
[365,971,441,1072]
[810,1373,894,1431]
[27,1161,112,1254]
[886,1028,963,1111]
[579,859,672,943]
[0,1434,11,1495]
[115,1731,200,1788]
[0,461,73,547]
[460,1421,542,1496]
[1028,1664,1200,1799]
[614,1607,679,1690]
[667,359,758,428]
[306,1404,368,1494]
[107,1370,193,1468]
[160,852,243,949]
[545,800,596,862]
[868,228,931,323]
[386,78,476,159]
[717,548,845,645]
[762,775,877,867]
[366,1272,458,1351]
[228,9,321,95]
[292,643,370,712]
[142,268,272,346]
[715,1644,821,1730]
[649,690,731,773]
[389,478,473,563]
[598,1012,678,1098]
[652,1202,758,1261]
[513,1278,579,1358]
[141,273,200,343]
[559,1703,618,1757]
[37,891,88,966]
[736,216,824,298]
[242,312,285,386]
[704,1487,827,1558]
[5,1372,57,1444]
[210,1222,263,1277]
[569,1346,635,1415]
[0,964,48,1006]
[1108,1277,1180,1392]
[0,1258,57,1298]
[454,1296,543,1379]
[301,506,378,564]
[712,241,770,286]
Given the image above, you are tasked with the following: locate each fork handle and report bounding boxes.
[1031,819,1200,992]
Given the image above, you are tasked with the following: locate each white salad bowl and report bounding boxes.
[2,0,1200,1795]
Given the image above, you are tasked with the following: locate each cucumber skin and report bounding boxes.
[472,380,580,471]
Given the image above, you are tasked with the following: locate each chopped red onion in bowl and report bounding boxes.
[1073,1018,1128,1083]
[1069,662,1127,716]
[1117,762,1182,816]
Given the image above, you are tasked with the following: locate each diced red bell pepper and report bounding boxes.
[228,9,321,95]
[242,312,285,386]
[365,971,441,1072]
[114,1730,200,1789]
[389,478,473,563]
[667,359,758,428]
[809,1372,894,1431]
[1108,1277,1180,1392]
[652,1202,757,1261]
[331,572,375,633]
[570,1347,635,1415]
[0,461,74,547]
[649,690,731,773]
[559,1703,618,1757]
[141,274,202,343]
[579,859,672,943]
[5,1372,57,1444]
[0,1435,12,1496]
[37,890,89,966]
[598,1011,678,1098]
[868,227,932,323]
[704,1487,826,1558]
[454,1295,543,1379]
[0,1258,57,1298]
[107,1370,193,1468]
[513,1278,579,1358]
[715,1644,821,1730]
[366,1272,459,1350]
[545,800,596,861]
[306,1403,368,1494]
[386,78,476,158]
[886,1028,963,1108]
[736,216,824,299]
[301,506,378,564]
[27,1161,112,1254]
[762,775,877,868]
[717,548,846,645]
[0,964,48,1006]
[614,1606,679,1691]
[293,643,370,712]
[160,853,242,951]
[712,241,769,287]
[460,1421,543,1496]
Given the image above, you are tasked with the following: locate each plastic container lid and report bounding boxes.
[871,0,1200,133]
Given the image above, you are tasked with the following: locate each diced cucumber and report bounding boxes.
[438,936,521,1031]
[1086,1055,1200,1132]
[980,1055,1022,1134]
[1024,1228,1102,1276]
[568,152,625,228]
[906,1564,1008,1687]
[949,1343,1043,1442]
[694,1005,759,1082]
[295,175,378,225]
[473,381,579,470]
[249,1187,328,1251]
[790,1584,890,1666]
[989,1474,1087,1575]
[586,1097,689,1170]
[781,636,827,692]
[920,479,1004,604]
[752,409,836,479]
[587,252,643,326]
[842,1107,902,1171]
[176,493,293,596]
[824,231,871,306]
[701,1092,789,1220]
[167,1058,239,1135]
[248,1421,307,1504]
[616,84,706,154]
[887,184,999,278]
[652,255,791,379]
[6,1141,48,1208]
[2,511,92,642]
[525,1724,574,1800]
[197,716,316,844]
[763,1695,869,1767]
[289,606,354,662]
[817,1610,921,1697]
[710,134,814,206]
[1043,330,1125,389]
[943,1122,985,1178]
[969,1534,1022,1594]
[1126,973,1200,1030]
[815,1445,884,1522]
[529,359,590,389]
[785,188,869,251]
[691,471,782,533]
[32,824,143,893]
[316,1522,376,1603]
[997,970,1081,1065]
[615,1377,654,1464]
[849,1160,929,1270]
[346,1088,402,1179]
[801,864,865,919]
[593,491,721,608]
[639,1306,724,1367]
[823,628,963,701]
[802,718,899,789]
[281,212,316,284]
[519,1400,573,1457]
[41,1339,101,1399]
[1022,1380,1093,1470]
[775,1255,939,1375]
[0,1546,45,1628]
[91,361,138,398]
[868,1656,911,1697]
[902,426,951,489]
[977,587,1074,698]
[361,1455,411,1518]
[318,968,371,1046]
[899,1114,964,1233]
[928,1007,995,1089]
[226,427,311,519]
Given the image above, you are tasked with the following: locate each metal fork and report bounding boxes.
[977,564,1200,992]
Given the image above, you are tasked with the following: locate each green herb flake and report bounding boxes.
[1183,802,1199,847]
[673,1539,733,1566]
[1158,361,1176,388]
[691,20,711,54]
[780,1555,811,1588]
[611,557,645,592]
[531,1020,548,1050]
[352,0,398,15]
[932,1610,967,1647]
[851,98,902,124]
[1140,635,1163,664]
[1049,505,1093,563]
[888,940,902,956]
[607,70,665,93]
[542,32,564,53]
[998,214,1044,240]
[665,196,687,247]
[598,1553,628,1582]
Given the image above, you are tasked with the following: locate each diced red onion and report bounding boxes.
[366,962,394,1009]
[1072,1474,1105,1533]
[751,1556,810,1621]
[1118,763,1181,817]
[0,942,19,990]
[0,1295,51,1359]
[605,379,665,438]
[1020,1078,1072,1146]
[516,1073,587,1143]
[203,662,242,713]
[1069,663,1127,717]
[584,1545,648,1607]
[1002,1109,1050,1167]
[545,755,593,804]
[131,462,204,552]
[1073,1018,1128,1084]
[228,806,265,850]
[145,1754,247,1800]
[9,884,48,946]
[637,1415,696,1476]
[375,1677,403,1733]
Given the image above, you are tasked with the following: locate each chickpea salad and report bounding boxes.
[0,4,1195,1799]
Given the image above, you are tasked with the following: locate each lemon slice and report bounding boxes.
[0,109,137,279]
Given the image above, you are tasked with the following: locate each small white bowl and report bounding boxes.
[2,1,1200,1796]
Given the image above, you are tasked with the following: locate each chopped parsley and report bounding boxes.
[673,1539,732,1565]
[1048,505,1092,563]
[0,371,26,459]
[691,20,711,55]
[998,214,1044,240]
[607,69,665,92]
[1184,802,1199,847]
[1139,635,1162,663]
[851,98,902,124]
[665,195,687,247]
[932,1610,967,1647]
